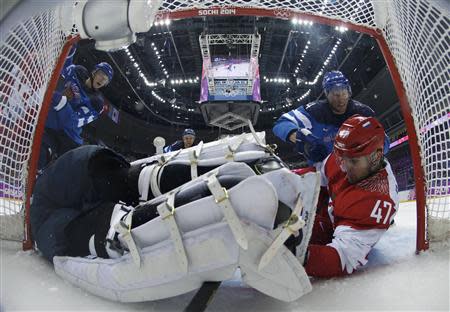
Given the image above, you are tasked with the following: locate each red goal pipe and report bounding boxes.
[374,34,428,252]
[23,35,80,250]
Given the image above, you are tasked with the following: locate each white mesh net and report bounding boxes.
[377,0,449,242]
[0,8,66,240]
[159,0,377,27]
[0,0,448,248]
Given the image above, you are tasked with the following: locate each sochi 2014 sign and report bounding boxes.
[156,7,294,21]
[198,8,237,16]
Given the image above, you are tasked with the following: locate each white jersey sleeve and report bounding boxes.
[319,154,331,187]
[328,225,386,274]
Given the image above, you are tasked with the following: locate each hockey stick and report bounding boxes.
[184,281,222,312]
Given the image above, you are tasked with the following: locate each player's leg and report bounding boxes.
[65,201,116,257]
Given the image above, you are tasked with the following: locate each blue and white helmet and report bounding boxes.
[322,70,352,95]
[94,62,114,82]
[182,128,196,137]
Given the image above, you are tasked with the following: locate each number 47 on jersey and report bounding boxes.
[370,200,396,225]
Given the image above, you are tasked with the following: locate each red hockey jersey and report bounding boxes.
[305,153,399,277]
[323,153,399,230]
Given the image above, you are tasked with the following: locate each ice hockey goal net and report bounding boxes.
[0,0,448,252]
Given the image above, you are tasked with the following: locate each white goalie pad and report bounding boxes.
[262,169,321,263]
[132,131,268,167]
[239,223,313,302]
[54,166,320,303]
[134,131,275,200]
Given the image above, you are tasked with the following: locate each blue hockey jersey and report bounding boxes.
[163,140,184,153]
[45,56,105,144]
[273,99,390,164]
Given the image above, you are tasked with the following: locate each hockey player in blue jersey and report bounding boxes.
[273,70,389,165]
[163,128,196,153]
[38,45,114,170]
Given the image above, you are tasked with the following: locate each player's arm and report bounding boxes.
[305,226,386,277]
[272,106,311,143]
[52,64,83,111]
[163,141,183,153]
[54,99,100,130]
[50,78,68,109]
[163,145,172,153]
[305,190,397,277]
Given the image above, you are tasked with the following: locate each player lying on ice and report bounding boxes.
[30,115,398,304]
[300,115,399,277]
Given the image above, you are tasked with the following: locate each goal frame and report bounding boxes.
[3,2,442,253]
[22,35,80,250]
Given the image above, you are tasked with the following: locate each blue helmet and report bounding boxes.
[95,62,114,82]
[322,70,351,95]
[182,128,196,137]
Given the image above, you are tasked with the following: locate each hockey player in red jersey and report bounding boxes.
[304,115,399,277]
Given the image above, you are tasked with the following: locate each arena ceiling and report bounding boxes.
[77,15,390,131]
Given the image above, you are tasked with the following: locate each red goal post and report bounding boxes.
[0,0,448,252]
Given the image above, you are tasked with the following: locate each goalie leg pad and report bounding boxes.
[261,169,321,263]
[55,221,313,303]
[54,166,320,303]
[122,174,278,252]
[239,223,312,302]
[53,174,280,301]
[54,222,240,302]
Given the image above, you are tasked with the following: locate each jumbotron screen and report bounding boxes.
[199,57,261,102]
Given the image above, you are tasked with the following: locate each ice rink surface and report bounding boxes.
[1,200,449,311]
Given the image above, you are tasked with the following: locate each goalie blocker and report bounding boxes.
[54,162,320,303]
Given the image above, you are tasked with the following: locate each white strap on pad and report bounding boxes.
[156,192,189,272]
[138,165,153,202]
[258,194,306,270]
[261,169,321,264]
[225,133,246,161]
[206,174,248,250]
[131,131,267,167]
[114,210,141,267]
[188,141,204,179]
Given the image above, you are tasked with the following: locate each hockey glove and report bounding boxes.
[296,129,328,163]
[63,81,81,104]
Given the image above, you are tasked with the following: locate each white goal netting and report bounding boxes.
[1,6,66,241]
[0,0,448,250]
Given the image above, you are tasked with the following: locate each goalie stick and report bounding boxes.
[184,281,222,312]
